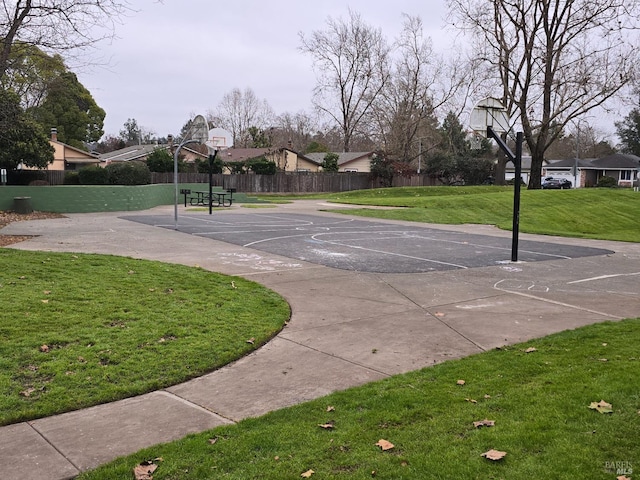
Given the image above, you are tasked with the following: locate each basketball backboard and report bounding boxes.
[190,115,209,144]
[206,127,233,151]
[470,97,511,135]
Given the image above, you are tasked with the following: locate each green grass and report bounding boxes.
[0,249,290,425]
[78,319,640,480]
[320,187,640,242]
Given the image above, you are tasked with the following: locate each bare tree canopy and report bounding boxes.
[209,87,275,148]
[448,0,640,188]
[0,0,132,79]
[299,9,391,152]
[371,14,469,165]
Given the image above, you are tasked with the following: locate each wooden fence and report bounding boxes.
[42,171,439,192]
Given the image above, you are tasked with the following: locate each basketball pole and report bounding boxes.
[487,127,523,262]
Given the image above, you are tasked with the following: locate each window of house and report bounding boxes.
[620,170,632,181]
[344,168,358,172]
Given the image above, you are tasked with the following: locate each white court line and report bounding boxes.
[310,233,468,269]
[567,272,640,284]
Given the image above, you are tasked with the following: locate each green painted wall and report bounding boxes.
[0,184,221,213]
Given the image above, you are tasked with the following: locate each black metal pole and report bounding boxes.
[208,152,217,216]
[511,132,523,262]
[487,126,522,263]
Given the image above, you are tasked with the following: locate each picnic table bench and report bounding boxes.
[181,189,235,207]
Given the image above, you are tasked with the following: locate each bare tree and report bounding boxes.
[271,111,318,151]
[370,14,470,165]
[0,0,132,80]
[299,9,391,152]
[448,0,640,188]
[209,87,274,148]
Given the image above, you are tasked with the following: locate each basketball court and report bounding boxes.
[123,212,613,273]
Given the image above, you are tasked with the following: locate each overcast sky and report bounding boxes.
[76,0,453,139]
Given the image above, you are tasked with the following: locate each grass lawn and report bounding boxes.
[0,249,290,426]
[319,186,640,243]
[78,319,640,479]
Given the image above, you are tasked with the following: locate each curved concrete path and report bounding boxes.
[1,200,639,479]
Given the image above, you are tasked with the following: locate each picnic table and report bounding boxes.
[181,189,234,207]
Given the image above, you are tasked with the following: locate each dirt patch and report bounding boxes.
[0,210,65,247]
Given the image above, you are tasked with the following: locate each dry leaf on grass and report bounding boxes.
[40,345,49,353]
[318,422,335,429]
[457,379,466,386]
[301,469,315,478]
[589,400,613,414]
[524,347,537,353]
[246,338,255,345]
[375,439,394,451]
[465,398,477,404]
[326,405,335,412]
[133,463,158,480]
[473,419,495,428]
[481,449,507,461]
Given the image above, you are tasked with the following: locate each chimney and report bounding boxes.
[51,128,58,142]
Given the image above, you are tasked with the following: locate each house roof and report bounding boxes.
[219,148,271,162]
[305,152,373,166]
[591,153,640,169]
[546,154,640,170]
[98,144,166,162]
[51,140,99,160]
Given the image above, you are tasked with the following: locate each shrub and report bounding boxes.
[64,171,81,185]
[105,161,151,185]
[78,165,109,185]
[146,148,174,173]
[596,175,617,188]
[247,157,277,175]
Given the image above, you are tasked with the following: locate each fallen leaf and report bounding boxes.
[481,449,507,461]
[246,338,255,345]
[20,388,36,397]
[326,405,335,412]
[133,463,157,480]
[589,400,613,414]
[598,358,608,362]
[41,299,49,303]
[208,437,218,445]
[473,419,496,428]
[231,281,237,289]
[602,343,608,346]
[617,476,631,480]
[43,290,51,295]
[457,380,466,386]
[274,456,279,461]
[375,439,394,451]
[40,345,49,353]
[465,398,477,404]
[318,422,335,429]
[128,270,135,275]
[525,347,537,353]
[484,394,491,399]
[301,469,315,478]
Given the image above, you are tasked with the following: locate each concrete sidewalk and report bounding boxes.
[1,201,639,479]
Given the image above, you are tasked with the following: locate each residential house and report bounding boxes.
[30,128,100,171]
[504,156,551,185]
[304,152,374,173]
[220,147,319,173]
[544,153,640,187]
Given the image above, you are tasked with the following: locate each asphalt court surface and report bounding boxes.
[124,212,614,273]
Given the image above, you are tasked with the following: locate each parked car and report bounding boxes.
[542,177,572,189]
